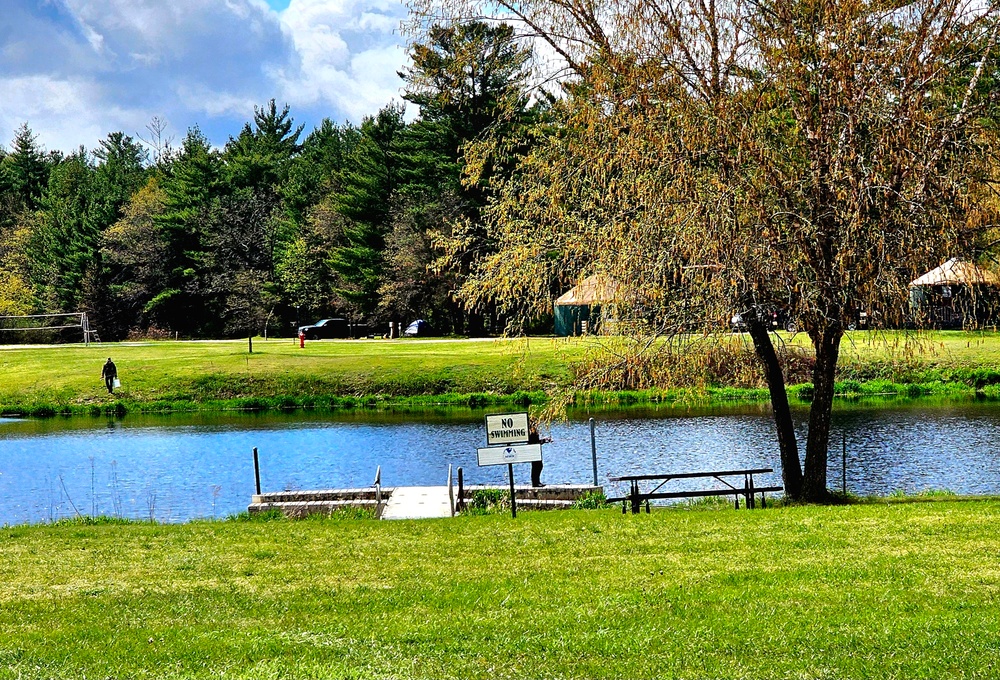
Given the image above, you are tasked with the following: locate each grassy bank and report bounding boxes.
[0,337,579,416]
[5,331,1000,416]
[1,501,998,678]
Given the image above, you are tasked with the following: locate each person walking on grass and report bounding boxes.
[102,357,118,394]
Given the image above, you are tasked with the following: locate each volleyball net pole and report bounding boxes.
[0,312,95,345]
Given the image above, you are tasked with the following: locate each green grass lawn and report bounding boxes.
[5,330,1000,415]
[0,337,584,412]
[2,501,998,678]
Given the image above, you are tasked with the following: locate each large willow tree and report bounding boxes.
[407,0,1000,501]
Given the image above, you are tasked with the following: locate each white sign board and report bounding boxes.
[485,412,530,446]
[477,444,543,467]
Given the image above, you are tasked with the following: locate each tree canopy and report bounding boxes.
[406,0,1000,500]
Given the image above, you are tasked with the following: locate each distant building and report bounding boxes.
[909,258,1000,328]
[554,275,619,337]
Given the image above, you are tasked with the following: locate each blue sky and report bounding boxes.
[0,0,411,153]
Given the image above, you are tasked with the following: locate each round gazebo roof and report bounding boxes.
[554,275,619,306]
[909,258,1000,287]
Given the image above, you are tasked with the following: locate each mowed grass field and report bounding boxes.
[1,501,999,679]
[1,330,1000,412]
[0,337,583,410]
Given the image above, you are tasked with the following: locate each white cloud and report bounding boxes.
[277,0,409,120]
[0,0,412,151]
[0,75,149,152]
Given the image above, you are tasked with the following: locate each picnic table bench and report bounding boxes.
[607,468,783,514]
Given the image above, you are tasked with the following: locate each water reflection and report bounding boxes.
[1,401,999,525]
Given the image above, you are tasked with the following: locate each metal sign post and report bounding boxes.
[508,463,517,518]
[477,444,543,518]
[252,447,261,495]
[478,412,536,518]
[590,417,598,487]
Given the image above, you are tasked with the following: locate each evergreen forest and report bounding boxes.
[0,23,537,341]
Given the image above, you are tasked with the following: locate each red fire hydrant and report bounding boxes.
[298,330,305,348]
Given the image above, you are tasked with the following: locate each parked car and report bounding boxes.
[298,318,349,340]
[731,310,797,333]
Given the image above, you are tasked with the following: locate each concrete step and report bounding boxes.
[380,486,453,520]
[252,488,385,504]
[514,498,575,510]
[249,499,377,518]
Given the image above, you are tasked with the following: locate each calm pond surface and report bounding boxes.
[2,401,1000,525]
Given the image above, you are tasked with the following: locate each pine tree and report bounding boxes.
[328,104,407,319]
[34,150,96,310]
[152,127,221,334]
[0,123,50,213]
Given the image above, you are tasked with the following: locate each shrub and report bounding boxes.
[967,368,1000,387]
[227,508,285,522]
[465,489,509,515]
[467,393,489,408]
[126,325,174,341]
[835,380,862,395]
[571,491,610,509]
[511,391,533,406]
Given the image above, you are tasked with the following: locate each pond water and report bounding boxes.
[1,400,1000,525]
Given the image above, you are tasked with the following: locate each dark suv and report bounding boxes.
[297,318,349,339]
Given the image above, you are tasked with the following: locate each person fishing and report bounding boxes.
[528,424,553,487]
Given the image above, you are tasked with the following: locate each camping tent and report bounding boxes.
[909,258,1000,328]
[554,275,619,336]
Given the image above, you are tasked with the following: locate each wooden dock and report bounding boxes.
[249,484,603,520]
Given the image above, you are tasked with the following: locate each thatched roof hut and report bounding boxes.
[909,258,1000,287]
[554,275,619,336]
[909,258,1000,328]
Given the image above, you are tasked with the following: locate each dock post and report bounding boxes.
[252,447,261,495]
[457,467,464,512]
[448,464,455,517]
[590,418,598,487]
[508,463,517,518]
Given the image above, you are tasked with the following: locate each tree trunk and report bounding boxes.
[747,317,804,500]
[802,324,843,501]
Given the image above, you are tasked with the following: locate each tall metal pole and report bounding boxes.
[590,417,598,487]
[508,463,517,518]
[253,447,261,496]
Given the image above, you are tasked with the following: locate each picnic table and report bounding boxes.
[606,468,783,514]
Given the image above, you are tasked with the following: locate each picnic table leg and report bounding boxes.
[630,480,641,515]
[748,474,756,510]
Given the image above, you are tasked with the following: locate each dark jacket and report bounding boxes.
[102,361,117,379]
